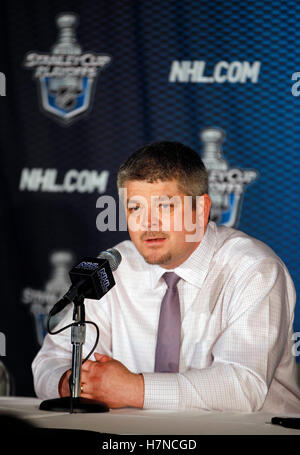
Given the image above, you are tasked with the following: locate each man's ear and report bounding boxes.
[202,194,212,226]
[185,194,211,243]
[195,194,211,228]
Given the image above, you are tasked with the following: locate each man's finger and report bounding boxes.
[80,371,90,384]
[80,381,92,395]
[94,353,111,363]
[81,360,94,371]
[80,391,94,400]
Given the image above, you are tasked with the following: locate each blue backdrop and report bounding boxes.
[0,0,299,395]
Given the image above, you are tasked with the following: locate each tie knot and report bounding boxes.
[163,272,181,289]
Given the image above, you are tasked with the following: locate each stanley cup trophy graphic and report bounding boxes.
[200,127,257,227]
[52,14,82,55]
[201,127,229,223]
[49,14,83,112]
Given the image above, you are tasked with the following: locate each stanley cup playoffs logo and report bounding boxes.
[24,13,111,125]
[22,251,75,345]
[200,127,258,227]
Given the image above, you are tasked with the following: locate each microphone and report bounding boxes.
[50,248,122,316]
[41,248,122,414]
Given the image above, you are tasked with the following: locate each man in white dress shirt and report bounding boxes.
[32,141,300,412]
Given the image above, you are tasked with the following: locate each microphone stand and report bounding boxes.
[39,295,109,413]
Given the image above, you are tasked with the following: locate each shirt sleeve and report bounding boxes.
[31,298,112,399]
[143,260,295,411]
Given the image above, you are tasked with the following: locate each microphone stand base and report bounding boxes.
[39,397,109,413]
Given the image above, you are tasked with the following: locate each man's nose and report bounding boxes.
[140,203,160,230]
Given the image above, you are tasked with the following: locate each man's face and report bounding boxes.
[123,179,211,269]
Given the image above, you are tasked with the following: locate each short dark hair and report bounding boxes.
[117,141,208,204]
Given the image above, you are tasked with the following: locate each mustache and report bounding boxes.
[141,232,169,241]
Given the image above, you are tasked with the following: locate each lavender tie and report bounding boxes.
[154,272,181,373]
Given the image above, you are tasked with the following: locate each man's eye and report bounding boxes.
[159,203,173,209]
[128,206,140,212]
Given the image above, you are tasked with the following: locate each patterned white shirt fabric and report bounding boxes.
[32,221,300,412]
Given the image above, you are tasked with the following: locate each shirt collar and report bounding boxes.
[150,221,217,289]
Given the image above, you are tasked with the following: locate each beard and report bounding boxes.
[137,231,172,265]
[143,251,172,265]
